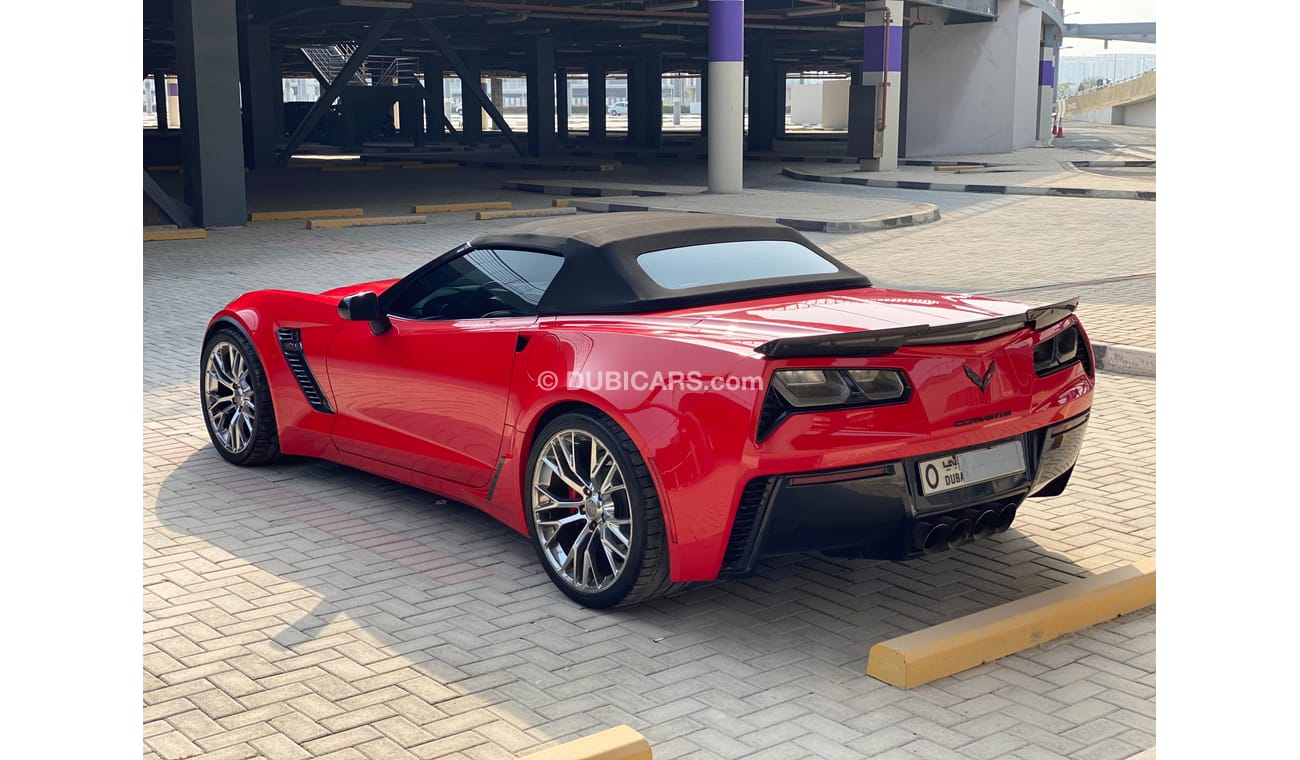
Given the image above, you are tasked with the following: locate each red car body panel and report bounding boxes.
[206,280,1094,583]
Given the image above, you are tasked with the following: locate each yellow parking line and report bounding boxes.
[519,726,651,760]
[867,556,1156,688]
[306,215,427,229]
[144,228,207,241]
[412,201,512,214]
[249,208,364,221]
[476,207,577,221]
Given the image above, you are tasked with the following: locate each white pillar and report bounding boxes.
[858,0,903,172]
[707,0,744,194]
[1037,41,1056,144]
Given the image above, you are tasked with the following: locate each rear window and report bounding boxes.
[637,240,840,290]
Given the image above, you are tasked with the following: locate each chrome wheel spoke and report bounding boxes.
[228,410,243,450]
[532,483,582,511]
[532,427,635,594]
[604,523,631,552]
[204,341,257,455]
[540,454,586,495]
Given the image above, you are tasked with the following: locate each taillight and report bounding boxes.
[1034,325,1089,377]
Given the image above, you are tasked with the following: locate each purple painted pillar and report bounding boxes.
[855,1,903,171]
[708,0,743,193]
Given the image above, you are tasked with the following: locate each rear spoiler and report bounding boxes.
[754,298,1078,359]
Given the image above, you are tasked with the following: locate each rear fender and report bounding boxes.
[509,329,768,581]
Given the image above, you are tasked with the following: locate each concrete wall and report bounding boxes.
[904,0,1042,156]
[1073,106,1117,124]
[1012,6,1043,148]
[1061,69,1156,118]
[789,83,822,126]
[822,79,849,130]
[1122,98,1155,127]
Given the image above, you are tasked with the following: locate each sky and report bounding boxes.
[1060,0,1157,57]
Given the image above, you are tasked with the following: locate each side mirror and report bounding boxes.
[338,291,391,335]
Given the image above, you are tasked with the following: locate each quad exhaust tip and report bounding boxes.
[917,521,951,554]
[913,502,1020,555]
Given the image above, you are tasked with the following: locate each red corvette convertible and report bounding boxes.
[201,213,1093,607]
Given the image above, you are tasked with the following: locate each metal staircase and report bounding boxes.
[301,44,421,86]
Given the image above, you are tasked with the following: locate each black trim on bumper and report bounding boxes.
[717,412,1089,578]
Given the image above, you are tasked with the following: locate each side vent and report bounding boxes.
[718,476,774,577]
[276,327,333,414]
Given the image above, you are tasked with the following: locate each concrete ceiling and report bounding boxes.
[143,0,936,78]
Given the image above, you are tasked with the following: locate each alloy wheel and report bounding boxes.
[204,341,257,454]
[531,429,634,593]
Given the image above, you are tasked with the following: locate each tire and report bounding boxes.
[525,410,682,608]
[200,327,280,466]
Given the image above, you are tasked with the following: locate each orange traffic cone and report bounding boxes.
[1054,121,1063,138]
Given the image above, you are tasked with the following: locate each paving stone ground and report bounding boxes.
[144,149,1155,759]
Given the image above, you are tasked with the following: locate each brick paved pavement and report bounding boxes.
[145,175,1155,759]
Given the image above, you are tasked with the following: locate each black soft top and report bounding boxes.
[467,212,871,315]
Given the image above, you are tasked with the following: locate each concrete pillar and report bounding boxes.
[774,63,787,139]
[747,37,776,153]
[587,64,606,140]
[460,53,483,143]
[630,48,662,148]
[237,11,277,170]
[708,0,743,193]
[556,68,569,140]
[489,76,504,133]
[152,71,170,131]
[420,58,441,139]
[166,75,181,127]
[173,0,247,226]
[270,54,284,142]
[1037,37,1057,143]
[626,62,641,143]
[897,24,909,156]
[858,0,903,171]
[526,37,556,156]
[700,65,708,136]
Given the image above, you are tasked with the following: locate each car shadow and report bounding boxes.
[154,445,1092,675]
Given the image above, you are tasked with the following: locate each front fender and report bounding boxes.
[205,290,344,457]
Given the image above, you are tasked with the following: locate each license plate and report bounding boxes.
[919,441,1026,496]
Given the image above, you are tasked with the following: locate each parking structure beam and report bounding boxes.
[173,0,248,225]
[587,64,606,140]
[237,3,278,170]
[526,36,557,156]
[276,11,398,167]
[152,70,170,131]
[417,18,526,156]
[556,67,569,140]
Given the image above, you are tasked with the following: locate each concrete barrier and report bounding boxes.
[249,208,364,222]
[867,556,1156,688]
[144,227,207,241]
[519,726,651,760]
[476,207,577,221]
[306,215,427,229]
[412,201,512,214]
